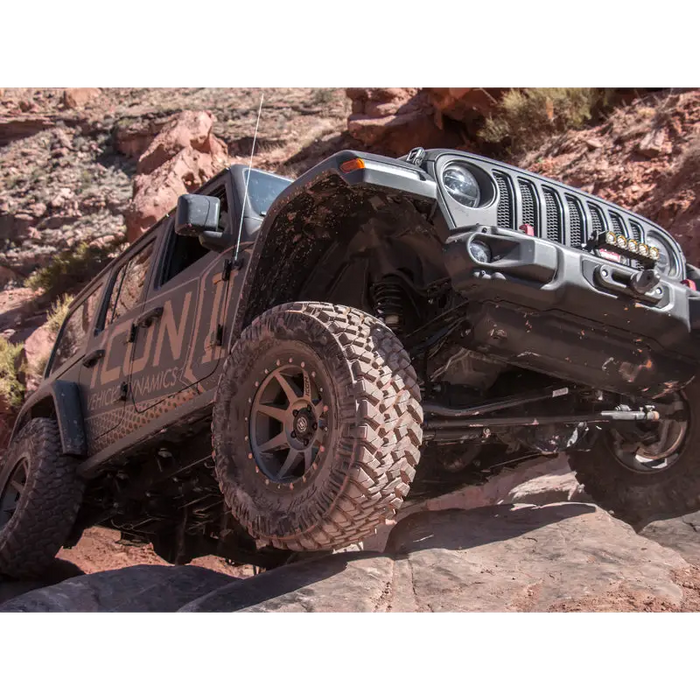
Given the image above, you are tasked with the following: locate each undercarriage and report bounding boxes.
[71,338,688,568]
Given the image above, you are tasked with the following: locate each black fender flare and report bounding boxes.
[10,380,87,457]
[232,150,439,338]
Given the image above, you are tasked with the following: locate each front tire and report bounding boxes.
[212,302,423,551]
[0,418,85,579]
[569,381,700,528]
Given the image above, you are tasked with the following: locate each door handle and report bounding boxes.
[82,349,105,368]
[137,306,164,328]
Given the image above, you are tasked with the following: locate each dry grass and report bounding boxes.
[30,293,74,381]
[0,337,25,408]
[46,294,74,336]
[480,88,607,154]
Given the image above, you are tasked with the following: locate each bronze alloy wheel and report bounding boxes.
[249,356,330,484]
[570,383,700,528]
[610,396,689,474]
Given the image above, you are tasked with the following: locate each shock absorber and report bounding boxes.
[372,275,407,333]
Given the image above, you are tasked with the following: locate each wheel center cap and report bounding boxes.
[294,413,310,435]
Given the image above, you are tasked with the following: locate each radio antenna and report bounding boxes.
[234,91,264,262]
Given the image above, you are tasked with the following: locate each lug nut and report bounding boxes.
[293,409,298,416]
[313,422,318,430]
[291,431,296,438]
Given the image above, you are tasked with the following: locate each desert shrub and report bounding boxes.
[480,88,607,153]
[312,88,335,105]
[29,294,75,380]
[26,240,121,296]
[46,293,74,336]
[0,337,25,408]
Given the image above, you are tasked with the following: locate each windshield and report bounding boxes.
[243,168,292,217]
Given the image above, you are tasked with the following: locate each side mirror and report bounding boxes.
[175,194,232,252]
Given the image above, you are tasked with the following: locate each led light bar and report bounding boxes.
[589,231,658,268]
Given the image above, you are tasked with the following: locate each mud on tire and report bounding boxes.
[212,302,423,551]
[0,418,85,579]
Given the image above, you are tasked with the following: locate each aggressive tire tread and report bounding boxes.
[0,418,85,579]
[212,302,423,552]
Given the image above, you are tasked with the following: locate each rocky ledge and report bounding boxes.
[3,502,699,612]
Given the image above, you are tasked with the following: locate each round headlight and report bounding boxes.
[443,165,481,208]
[468,239,491,264]
[645,232,676,277]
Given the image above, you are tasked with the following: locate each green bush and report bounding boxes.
[26,240,121,296]
[0,337,25,409]
[479,88,605,154]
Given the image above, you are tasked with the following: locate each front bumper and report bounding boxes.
[443,226,700,398]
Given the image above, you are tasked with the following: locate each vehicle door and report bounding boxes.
[78,237,155,455]
[128,175,234,416]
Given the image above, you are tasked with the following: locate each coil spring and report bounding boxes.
[372,277,406,333]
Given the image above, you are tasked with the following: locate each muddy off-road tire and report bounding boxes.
[212,302,423,551]
[0,418,85,579]
[569,379,700,529]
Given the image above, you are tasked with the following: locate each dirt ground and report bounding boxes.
[58,527,254,579]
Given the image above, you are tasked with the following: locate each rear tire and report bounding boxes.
[569,380,700,528]
[0,418,85,579]
[212,302,423,551]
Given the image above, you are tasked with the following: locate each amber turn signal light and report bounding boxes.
[340,158,365,173]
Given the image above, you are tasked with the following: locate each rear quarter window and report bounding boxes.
[50,283,104,375]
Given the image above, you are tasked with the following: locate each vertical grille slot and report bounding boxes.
[588,204,605,236]
[543,187,562,243]
[628,220,645,269]
[565,195,584,248]
[518,178,538,235]
[610,212,626,237]
[493,171,514,229]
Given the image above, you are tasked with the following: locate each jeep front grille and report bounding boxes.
[489,167,650,269]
